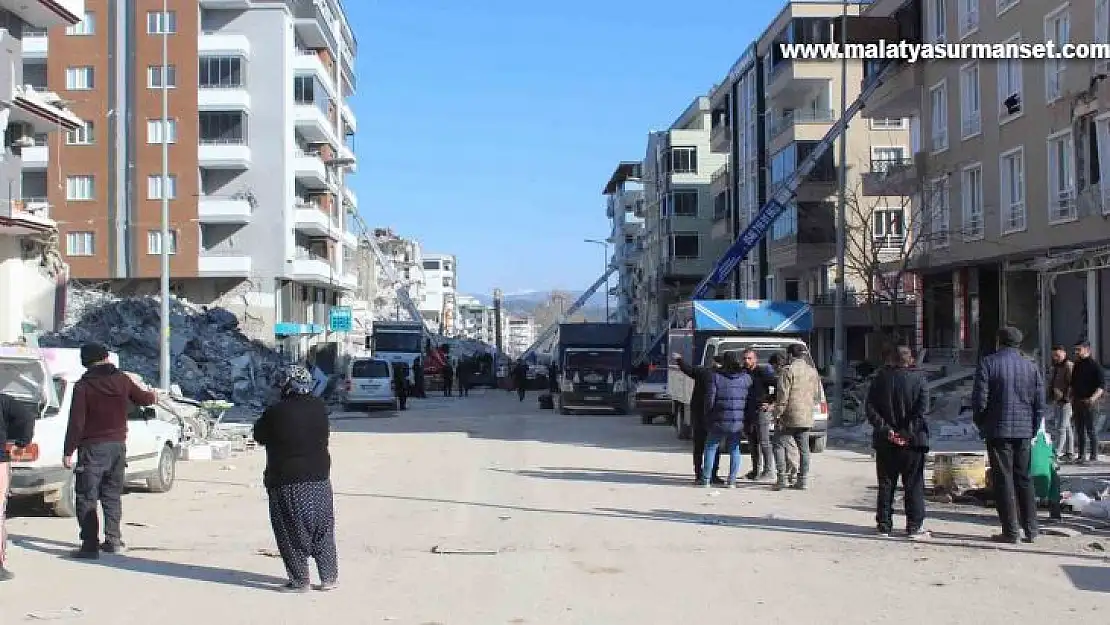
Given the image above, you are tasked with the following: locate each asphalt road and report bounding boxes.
[4,388,1109,624]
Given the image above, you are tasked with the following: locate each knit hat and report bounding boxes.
[80,343,109,367]
[997,326,1023,348]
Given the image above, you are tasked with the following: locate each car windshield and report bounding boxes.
[371,332,422,353]
[565,350,623,372]
[351,359,390,378]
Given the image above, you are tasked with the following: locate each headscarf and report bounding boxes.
[278,364,314,397]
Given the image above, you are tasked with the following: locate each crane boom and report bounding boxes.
[636,61,902,363]
[346,210,427,332]
[520,264,618,360]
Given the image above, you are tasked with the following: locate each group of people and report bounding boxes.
[673,343,820,491]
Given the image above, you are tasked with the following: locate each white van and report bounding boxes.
[2,347,182,517]
[343,357,400,411]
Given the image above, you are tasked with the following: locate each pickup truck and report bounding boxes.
[1,347,182,517]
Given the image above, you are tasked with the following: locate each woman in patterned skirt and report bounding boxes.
[252,364,339,593]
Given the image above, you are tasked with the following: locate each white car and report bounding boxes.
[2,347,182,517]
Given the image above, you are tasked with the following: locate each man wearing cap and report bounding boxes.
[63,343,159,558]
[972,326,1045,544]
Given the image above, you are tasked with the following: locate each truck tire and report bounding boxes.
[810,435,827,454]
[49,472,77,518]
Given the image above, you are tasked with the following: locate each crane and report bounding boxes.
[346,209,427,335]
[518,263,619,361]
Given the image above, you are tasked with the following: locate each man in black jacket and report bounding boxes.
[972,326,1045,544]
[866,344,929,538]
[674,353,723,485]
[742,349,775,481]
[1070,340,1104,464]
[1,391,35,581]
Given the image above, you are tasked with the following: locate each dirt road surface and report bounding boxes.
[5,389,1109,624]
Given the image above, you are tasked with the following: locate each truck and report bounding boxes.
[367,320,425,383]
[554,322,633,415]
[667,299,828,453]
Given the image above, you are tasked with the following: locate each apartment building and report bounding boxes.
[602,161,645,326]
[862,0,1110,363]
[456,294,497,344]
[637,97,729,341]
[372,228,424,321]
[23,0,359,355]
[0,0,84,343]
[420,253,457,333]
[504,315,537,358]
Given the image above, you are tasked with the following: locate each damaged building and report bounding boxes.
[861,0,1110,366]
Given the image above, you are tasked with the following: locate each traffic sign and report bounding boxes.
[328,306,353,332]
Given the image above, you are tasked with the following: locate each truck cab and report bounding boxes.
[368,321,425,384]
[556,323,633,415]
[667,300,828,453]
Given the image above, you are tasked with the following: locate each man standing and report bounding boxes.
[741,349,775,481]
[771,344,820,491]
[392,362,409,410]
[0,391,35,581]
[513,361,529,402]
[971,327,1045,544]
[443,358,454,397]
[1071,340,1104,465]
[1048,345,1075,462]
[866,344,930,539]
[674,353,723,485]
[64,343,158,558]
[457,360,469,397]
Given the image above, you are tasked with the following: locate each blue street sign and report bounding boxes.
[328,306,353,332]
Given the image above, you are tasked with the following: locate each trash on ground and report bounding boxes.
[430,545,498,555]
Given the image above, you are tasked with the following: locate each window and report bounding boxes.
[147,175,177,200]
[66,12,95,35]
[65,232,94,256]
[442,277,453,288]
[1044,8,1069,103]
[199,57,243,88]
[66,121,94,145]
[958,0,979,37]
[771,202,798,240]
[926,0,946,43]
[961,164,984,240]
[422,260,440,271]
[65,66,93,90]
[1047,131,1076,222]
[998,34,1023,121]
[146,119,177,144]
[997,0,1019,15]
[929,81,948,152]
[66,175,94,201]
[294,76,317,104]
[199,112,247,144]
[1098,0,1110,72]
[147,230,178,255]
[670,233,699,259]
[1000,147,1026,233]
[663,147,697,174]
[869,118,906,130]
[929,178,950,247]
[959,62,981,138]
[871,146,907,172]
[147,10,177,34]
[667,190,698,217]
[147,65,177,89]
[872,208,906,249]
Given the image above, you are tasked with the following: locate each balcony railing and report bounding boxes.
[768,109,836,140]
[710,163,730,188]
[200,136,247,145]
[812,292,916,306]
[869,157,914,173]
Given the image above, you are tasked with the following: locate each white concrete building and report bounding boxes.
[603,162,646,325]
[372,228,423,321]
[504,315,537,358]
[419,253,457,333]
[456,294,496,344]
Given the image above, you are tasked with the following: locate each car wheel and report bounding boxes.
[640,414,654,425]
[49,471,77,518]
[810,435,827,454]
[146,445,177,493]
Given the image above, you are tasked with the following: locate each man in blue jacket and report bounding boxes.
[702,352,756,487]
[972,326,1045,544]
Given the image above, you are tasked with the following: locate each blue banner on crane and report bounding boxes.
[692,199,788,299]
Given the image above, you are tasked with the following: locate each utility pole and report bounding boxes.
[158,0,171,391]
[832,0,849,425]
[584,238,610,321]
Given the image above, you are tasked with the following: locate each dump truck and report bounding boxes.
[554,322,633,415]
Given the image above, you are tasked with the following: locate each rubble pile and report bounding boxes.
[41,286,285,408]
[831,369,982,444]
[1062,477,1110,519]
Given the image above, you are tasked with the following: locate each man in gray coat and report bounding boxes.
[771,344,820,491]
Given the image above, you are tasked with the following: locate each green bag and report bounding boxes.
[1031,426,1055,499]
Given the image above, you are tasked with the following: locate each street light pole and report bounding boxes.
[584,238,610,321]
[832,0,849,425]
[158,0,171,391]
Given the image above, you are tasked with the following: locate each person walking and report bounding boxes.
[742,349,775,481]
[701,352,756,488]
[771,344,820,491]
[513,361,529,402]
[1048,345,1075,462]
[457,360,469,397]
[673,353,723,485]
[392,362,409,410]
[866,344,930,539]
[252,365,339,593]
[1070,340,1104,465]
[443,358,455,397]
[63,343,158,558]
[413,357,426,398]
[972,326,1045,544]
[0,391,35,581]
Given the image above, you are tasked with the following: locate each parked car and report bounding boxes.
[634,368,673,425]
[343,357,400,411]
[3,347,181,518]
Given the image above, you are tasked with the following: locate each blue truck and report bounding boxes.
[555,322,633,415]
[667,299,828,453]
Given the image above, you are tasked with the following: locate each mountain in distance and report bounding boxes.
[466,290,609,323]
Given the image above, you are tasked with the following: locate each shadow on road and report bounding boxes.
[1062,564,1110,592]
[488,467,697,487]
[10,534,289,590]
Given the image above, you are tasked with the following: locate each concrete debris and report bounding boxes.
[41,286,285,409]
[1061,476,1110,519]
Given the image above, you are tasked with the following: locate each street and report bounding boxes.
[5,389,1110,624]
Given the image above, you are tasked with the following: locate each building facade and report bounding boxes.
[23,0,359,355]
[456,294,496,344]
[419,253,457,333]
[371,228,423,321]
[603,161,645,326]
[504,315,537,358]
[862,0,1110,365]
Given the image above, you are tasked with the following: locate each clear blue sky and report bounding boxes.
[345,0,784,298]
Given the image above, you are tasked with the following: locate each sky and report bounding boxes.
[345,0,785,298]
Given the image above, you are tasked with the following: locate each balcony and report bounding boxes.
[342,185,357,210]
[765,59,832,106]
[198,196,252,223]
[811,292,916,329]
[0,198,53,235]
[20,144,47,169]
[294,103,338,146]
[291,0,338,52]
[710,109,731,153]
[294,150,328,188]
[861,155,921,197]
[767,203,836,270]
[340,100,357,133]
[335,272,358,291]
[710,163,730,192]
[338,143,356,172]
[294,202,332,237]
[198,253,252,277]
[861,59,924,120]
[10,86,82,133]
[767,108,836,143]
[198,32,251,57]
[0,0,82,28]
[199,0,251,7]
[198,86,251,111]
[289,254,343,288]
[198,140,251,169]
[22,30,47,59]
[294,49,336,97]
